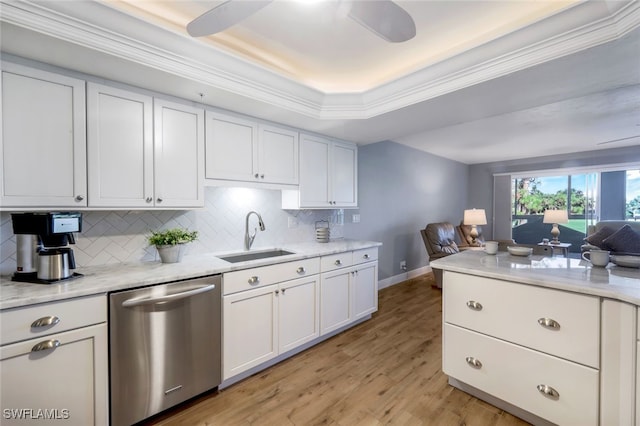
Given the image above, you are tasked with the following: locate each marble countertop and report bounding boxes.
[430,250,640,305]
[0,239,381,310]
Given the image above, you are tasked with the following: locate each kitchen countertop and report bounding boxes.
[430,250,640,305]
[0,239,381,310]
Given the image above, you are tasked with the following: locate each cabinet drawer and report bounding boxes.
[443,272,600,368]
[444,324,599,426]
[223,258,320,295]
[320,252,353,272]
[1,295,106,346]
[352,247,378,265]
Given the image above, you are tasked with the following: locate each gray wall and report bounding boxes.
[468,146,640,238]
[343,141,468,280]
[601,171,628,220]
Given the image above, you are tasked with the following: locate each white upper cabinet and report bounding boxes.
[205,111,257,182]
[0,63,87,208]
[258,124,298,185]
[87,82,154,208]
[205,111,298,186]
[154,99,205,208]
[282,134,357,209]
[88,83,204,208]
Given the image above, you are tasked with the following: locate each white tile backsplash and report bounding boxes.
[0,187,346,275]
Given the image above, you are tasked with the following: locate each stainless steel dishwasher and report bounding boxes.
[109,275,221,426]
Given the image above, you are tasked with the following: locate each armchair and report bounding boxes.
[420,222,459,288]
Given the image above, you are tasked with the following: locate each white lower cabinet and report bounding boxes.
[0,296,108,426]
[320,248,378,336]
[445,324,599,426]
[442,271,639,426]
[222,258,321,380]
[222,248,378,382]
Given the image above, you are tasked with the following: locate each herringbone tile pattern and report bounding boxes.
[0,187,347,275]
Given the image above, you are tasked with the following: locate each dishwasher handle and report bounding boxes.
[122,284,216,308]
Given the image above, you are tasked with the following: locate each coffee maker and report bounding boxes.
[11,212,82,283]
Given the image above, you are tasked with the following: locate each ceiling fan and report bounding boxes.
[186,0,416,43]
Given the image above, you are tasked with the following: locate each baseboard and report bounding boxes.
[378,266,432,290]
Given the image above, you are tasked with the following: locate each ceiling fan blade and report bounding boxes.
[348,0,416,43]
[187,0,273,37]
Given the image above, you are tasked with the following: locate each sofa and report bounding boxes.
[581,220,640,254]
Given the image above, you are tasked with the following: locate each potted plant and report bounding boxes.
[148,228,198,263]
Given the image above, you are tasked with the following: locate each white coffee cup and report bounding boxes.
[485,241,499,255]
[582,249,610,267]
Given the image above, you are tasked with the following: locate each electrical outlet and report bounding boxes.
[352,214,360,223]
[400,260,407,271]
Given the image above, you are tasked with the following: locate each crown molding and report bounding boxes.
[1,0,638,120]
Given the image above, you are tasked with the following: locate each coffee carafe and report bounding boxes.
[11,212,82,283]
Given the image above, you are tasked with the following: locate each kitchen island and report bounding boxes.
[431,250,640,426]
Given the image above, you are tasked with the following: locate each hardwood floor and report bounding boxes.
[145,274,530,426]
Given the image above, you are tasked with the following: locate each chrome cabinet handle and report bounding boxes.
[296,266,306,274]
[282,288,286,294]
[537,384,560,400]
[31,316,60,328]
[248,276,259,284]
[465,357,482,369]
[157,197,163,203]
[363,254,370,259]
[75,195,84,202]
[255,173,259,178]
[466,301,483,311]
[275,289,280,295]
[122,284,216,308]
[31,339,60,353]
[335,259,342,266]
[146,197,153,203]
[260,174,265,179]
[538,318,561,330]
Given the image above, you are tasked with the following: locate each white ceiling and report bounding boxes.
[1,0,639,164]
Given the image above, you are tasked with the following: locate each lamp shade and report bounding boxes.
[543,210,568,224]
[463,209,487,226]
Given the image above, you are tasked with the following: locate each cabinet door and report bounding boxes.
[0,323,108,426]
[352,261,378,320]
[320,269,351,335]
[331,141,358,207]
[298,134,331,208]
[223,285,277,380]
[205,111,257,182]
[154,99,204,207]
[0,63,87,207]
[279,275,320,353]
[87,82,153,207]
[258,125,298,185]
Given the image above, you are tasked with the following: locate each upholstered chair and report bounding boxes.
[420,222,460,288]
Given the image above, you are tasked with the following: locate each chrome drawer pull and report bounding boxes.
[537,384,560,400]
[363,254,370,259]
[31,316,60,328]
[466,301,483,311]
[335,259,342,266]
[537,318,561,330]
[248,276,259,284]
[296,266,306,274]
[31,339,60,353]
[465,357,482,369]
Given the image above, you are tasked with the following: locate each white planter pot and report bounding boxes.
[156,244,186,263]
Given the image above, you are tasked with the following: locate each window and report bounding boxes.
[626,170,640,220]
[511,174,596,252]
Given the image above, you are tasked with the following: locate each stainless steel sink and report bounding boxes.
[218,249,295,263]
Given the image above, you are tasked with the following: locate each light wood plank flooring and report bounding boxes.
[145,274,530,426]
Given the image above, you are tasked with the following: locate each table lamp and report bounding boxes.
[463,209,487,246]
[543,209,568,244]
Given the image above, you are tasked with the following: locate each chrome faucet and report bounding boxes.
[245,211,266,250]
